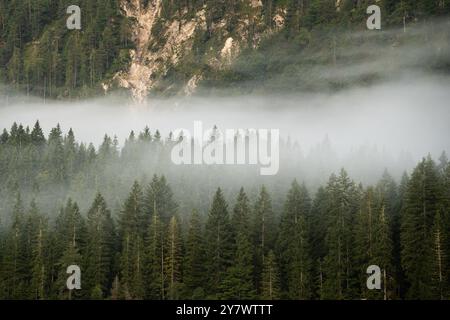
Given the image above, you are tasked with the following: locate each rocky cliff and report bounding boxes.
[108,0,284,102]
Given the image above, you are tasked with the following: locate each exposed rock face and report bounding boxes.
[110,0,281,102]
[112,0,163,102]
[184,74,202,96]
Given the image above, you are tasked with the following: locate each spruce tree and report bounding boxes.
[28,200,47,300]
[118,182,145,299]
[222,188,255,299]
[355,187,394,300]
[1,193,26,299]
[321,170,360,299]
[377,170,402,299]
[144,205,165,299]
[278,180,312,299]
[164,215,183,300]
[252,186,277,293]
[261,250,280,300]
[145,175,178,225]
[430,209,447,299]
[401,157,443,299]
[183,210,206,299]
[205,188,233,298]
[374,191,394,300]
[309,187,328,299]
[84,193,115,299]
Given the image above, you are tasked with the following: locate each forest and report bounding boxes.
[0,0,449,303]
[0,121,449,300]
[1,0,449,99]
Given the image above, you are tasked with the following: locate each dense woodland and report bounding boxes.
[0,121,449,300]
[1,0,449,98]
[0,0,132,98]
[1,0,449,301]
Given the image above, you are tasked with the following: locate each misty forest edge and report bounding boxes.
[0,0,449,101]
[0,121,449,300]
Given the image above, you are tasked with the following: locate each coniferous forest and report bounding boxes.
[1,0,449,98]
[0,122,449,300]
[0,0,450,304]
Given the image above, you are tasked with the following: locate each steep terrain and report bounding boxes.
[108,0,276,102]
[0,0,449,101]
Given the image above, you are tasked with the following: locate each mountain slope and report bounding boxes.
[0,0,449,101]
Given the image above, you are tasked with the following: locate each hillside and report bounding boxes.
[0,0,449,101]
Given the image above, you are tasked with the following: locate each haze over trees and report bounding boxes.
[0,122,449,300]
[0,0,449,301]
[0,0,448,99]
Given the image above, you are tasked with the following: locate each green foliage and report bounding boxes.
[221,188,255,299]
[261,250,280,300]
[2,0,447,98]
[164,216,183,300]
[118,182,145,299]
[401,156,445,299]
[278,180,312,299]
[0,122,449,300]
[83,193,116,299]
[205,188,233,298]
[0,0,132,98]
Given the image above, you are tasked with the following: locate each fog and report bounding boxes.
[1,73,449,161]
[1,19,450,192]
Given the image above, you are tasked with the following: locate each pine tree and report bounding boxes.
[46,124,66,183]
[54,199,86,261]
[309,186,328,299]
[252,186,277,293]
[355,186,394,300]
[401,157,443,299]
[205,188,233,298]
[278,180,312,299]
[28,200,47,300]
[183,210,206,298]
[321,170,360,299]
[373,190,394,300]
[396,172,410,298]
[118,182,145,299]
[164,215,183,300]
[221,188,255,299]
[354,187,376,299]
[0,193,26,299]
[145,175,178,225]
[261,250,280,300]
[377,170,402,299]
[30,121,46,147]
[144,205,165,299]
[443,162,450,298]
[430,209,447,299]
[84,193,115,299]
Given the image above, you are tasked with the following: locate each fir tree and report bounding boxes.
[205,188,233,298]
[28,200,47,300]
[118,182,145,299]
[252,186,277,293]
[221,188,255,299]
[84,193,115,299]
[261,250,280,300]
[321,170,360,299]
[183,210,206,298]
[401,157,443,299]
[144,205,165,299]
[278,180,312,299]
[0,193,26,299]
[430,209,447,299]
[164,215,183,300]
